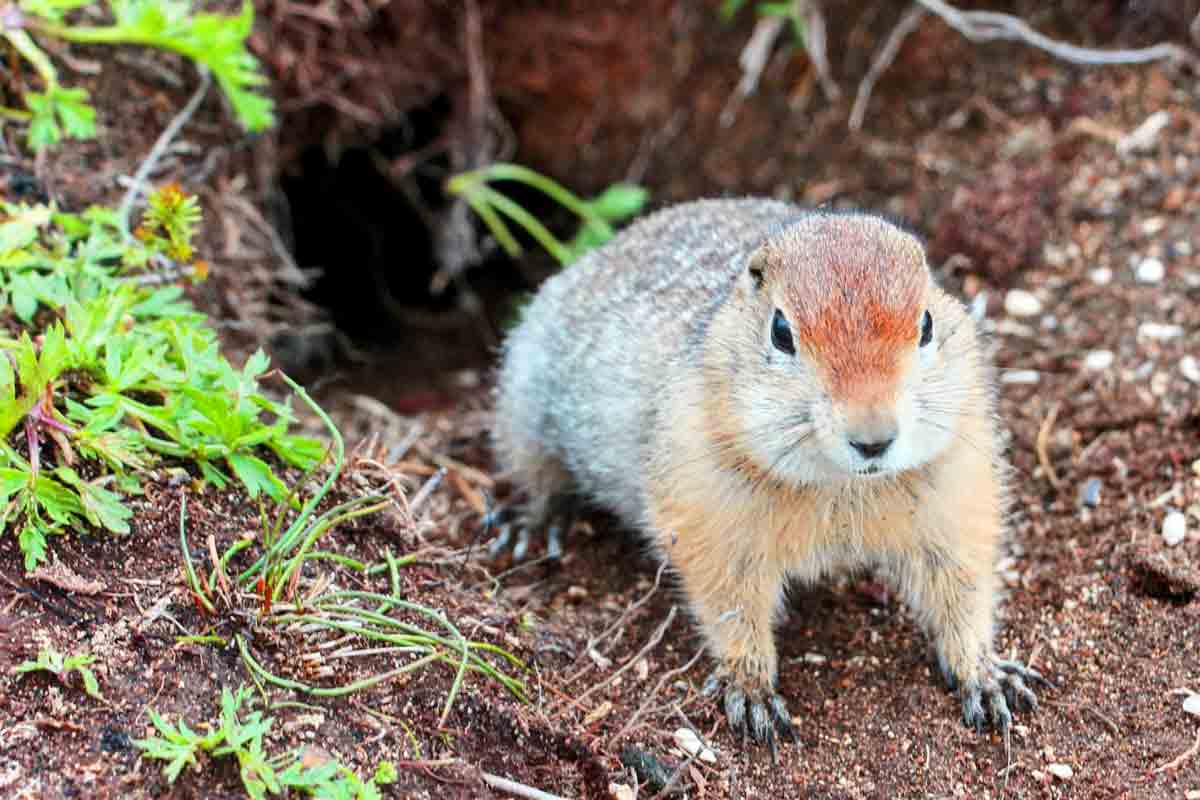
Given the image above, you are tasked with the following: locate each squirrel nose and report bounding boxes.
[849,437,894,460]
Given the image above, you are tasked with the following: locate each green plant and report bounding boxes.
[134,685,395,799]
[1,0,273,149]
[13,646,104,700]
[446,163,647,266]
[0,186,323,569]
[721,0,806,44]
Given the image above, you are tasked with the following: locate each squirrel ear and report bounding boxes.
[747,250,767,290]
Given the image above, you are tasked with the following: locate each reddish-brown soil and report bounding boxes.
[1,2,1199,799]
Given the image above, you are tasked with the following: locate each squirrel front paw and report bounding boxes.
[702,669,797,761]
[942,655,1053,735]
[482,504,566,562]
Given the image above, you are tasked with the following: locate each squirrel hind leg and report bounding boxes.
[486,455,576,563]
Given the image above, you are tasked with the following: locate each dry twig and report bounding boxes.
[556,605,679,716]
[564,561,670,687]
[721,15,787,128]
[611,648,707,742]
[409,467,448,514]
[849,5,926,131]
[480,771,567,800]
[796,0,840,102]
[220,193,311,288]
[1154,727,1200,773]
[1035,400,1063,490]
[118,67,211,233]
[853,0,1194,131]
[915,0,1194,66]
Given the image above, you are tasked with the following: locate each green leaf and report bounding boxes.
[9,274,39,323]
[32,473,85,526]
[18,523,48,571]
[226,453,285,502]
[373,761,397,785]
[23,86,97,149]
[134,711,204,783]
[53,86,97,139]
[585,183,648,223]
[76,664,103,700]
[62,652,104,700]
[197,460,229,488]
[0,205,53,254]
[55,467,132,534]
[268,434,325,470]
[78,0,274,132]
[24,92,62,150]
[721,0,749,19]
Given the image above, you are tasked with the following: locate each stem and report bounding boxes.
[179,497,216,614]
[236,373,344,586]
[463,193,522,258]
[269,497,389,603]
[471,163,613,234]
[3,30,59,87]
[237,634,440,697]
[479,186,573,265]
[0,106,33,122]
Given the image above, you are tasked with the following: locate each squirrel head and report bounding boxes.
[714,211,977,485]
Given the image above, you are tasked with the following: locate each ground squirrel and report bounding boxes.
[491,198,1048,754]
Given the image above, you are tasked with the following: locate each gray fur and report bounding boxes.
[493,198,798,528]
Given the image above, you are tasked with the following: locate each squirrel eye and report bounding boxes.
[919,310,934,348]
[771,309,795,355]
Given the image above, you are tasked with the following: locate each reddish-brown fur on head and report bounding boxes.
[758,214,928,400]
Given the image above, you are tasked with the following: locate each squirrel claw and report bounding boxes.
[485,523,516,560]
[958,656,1049,735]
[704,671,797,757]
[483,514,566,564]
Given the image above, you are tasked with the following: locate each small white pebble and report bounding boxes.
[1181,355,1200,383]
[634,658,649,681]
[1183,693,1200,717]
[803,652,827,665]
[1043,244,1067,267]
[1083,350,1114,371]
[1186,791,1200,800]
[1138,322,1183,341]
[673,728,701,751]
[609,783,635,800]
[673,728,717,763]
[1000,369,1040,385]
[1089,267,1113,285]
[1046,763,1074,781]
[1116,109,1170,155]
[1004,289,1043,317]
[1140,217,1166,237]
[1162,511,1187,547]
[1135,257,1165,283]
[1150,371,1169,397]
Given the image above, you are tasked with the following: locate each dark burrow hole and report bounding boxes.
[276,97,562,400]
